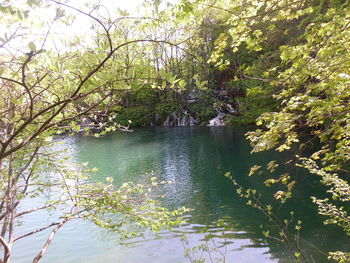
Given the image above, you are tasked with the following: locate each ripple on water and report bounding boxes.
[11,127,349,263]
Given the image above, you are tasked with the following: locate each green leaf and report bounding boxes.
[28,41,36,51]
[179,80,186,89]
[10,98,20,105]
[27,0,40,7]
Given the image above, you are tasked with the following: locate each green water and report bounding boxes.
[12,127,349,262]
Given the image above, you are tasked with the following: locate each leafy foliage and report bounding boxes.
[0,1,189,262]
[182,0,350,261]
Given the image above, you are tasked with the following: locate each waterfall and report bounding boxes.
[207,103,236,126]
[207,110,225,126]
[189,115,196,126]
[172,112,180,126]
[162,111,197,126]
[162,103,236,127]
[180,116,187,126]
[226,103,237,114]
[163,116,170,126]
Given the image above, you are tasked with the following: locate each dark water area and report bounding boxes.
[12,127,349,262]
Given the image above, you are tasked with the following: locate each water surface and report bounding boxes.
[12,127,349,262]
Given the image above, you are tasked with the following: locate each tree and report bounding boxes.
[0,1,187,262]
[246,2,350,261]
[184,0,350,261]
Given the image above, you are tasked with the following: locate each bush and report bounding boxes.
[154,102,180,124]
[133,88,159,106]
[114,106,155,127]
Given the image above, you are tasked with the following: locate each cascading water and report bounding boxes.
[162,111,197,126]
[162,103,236,127]
[226,103,237,114]
[207,103,236,126]
[207,110,225,126]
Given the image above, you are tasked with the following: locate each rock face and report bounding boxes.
[163,111,197,126]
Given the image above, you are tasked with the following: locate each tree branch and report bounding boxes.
[14,222,59,242]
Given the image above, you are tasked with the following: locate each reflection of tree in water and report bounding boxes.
[156,128,278,262]
[72,127,349,263]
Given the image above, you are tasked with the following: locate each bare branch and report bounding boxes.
[15,204,56,219]
[32,217,71,263]
[0,235,11,262]
[14,222,59,242]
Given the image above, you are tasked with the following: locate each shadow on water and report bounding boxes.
[12,127,350,263]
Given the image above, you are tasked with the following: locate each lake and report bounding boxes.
[12,127,349,262]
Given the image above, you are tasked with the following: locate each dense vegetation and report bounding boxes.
[0,0,349,262]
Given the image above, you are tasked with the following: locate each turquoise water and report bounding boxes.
[12,127,349,262]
